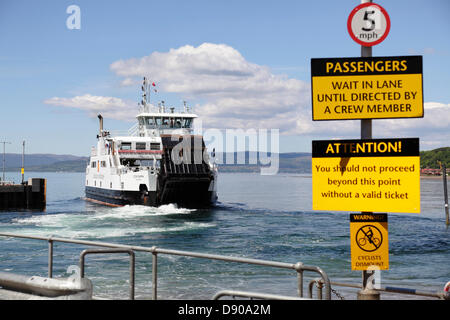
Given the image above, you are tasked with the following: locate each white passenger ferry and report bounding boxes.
[85,77,218,208]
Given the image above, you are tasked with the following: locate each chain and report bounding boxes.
[312,279,345,300]
[331,287,345,300]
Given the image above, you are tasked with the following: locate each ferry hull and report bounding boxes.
[85,185,216,208]
[85,186,154,207]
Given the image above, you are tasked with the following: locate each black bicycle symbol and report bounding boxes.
[356,225,383,252]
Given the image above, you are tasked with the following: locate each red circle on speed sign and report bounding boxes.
[347,2,390,47]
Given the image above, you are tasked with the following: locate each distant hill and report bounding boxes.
[4,147,448,173]
[217,152,311,173]
[3,153,86,168]
[3,152,311,173]
[16,159,89,172]
[420,147,450,169]
[4,154,88,172]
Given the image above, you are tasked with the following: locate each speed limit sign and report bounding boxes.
[347,2,390,47]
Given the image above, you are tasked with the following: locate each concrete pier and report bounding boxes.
[0,178,46,210]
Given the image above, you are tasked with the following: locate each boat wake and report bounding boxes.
[92,203,196,220]
[1,203,213,239]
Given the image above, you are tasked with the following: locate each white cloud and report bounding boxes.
[408,47,436,55]
[44,94,136,121]
[119,78,137,87]
[307,102,450,149]
[110,43,310,132]
[423,101,450,110]
[373,102,450,149]
[45,43,450,149]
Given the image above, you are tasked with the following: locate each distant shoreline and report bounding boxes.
[420,174,448,180]
[4,170,448,179]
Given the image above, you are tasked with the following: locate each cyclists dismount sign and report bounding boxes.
[356,225,383,252]
[350,213,389,270]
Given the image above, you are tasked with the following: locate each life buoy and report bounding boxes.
[444,281,450,292]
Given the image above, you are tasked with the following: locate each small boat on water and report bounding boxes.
[85,77,218,208]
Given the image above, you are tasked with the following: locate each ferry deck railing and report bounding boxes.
[0,232,331,300]
[0,181,16,185]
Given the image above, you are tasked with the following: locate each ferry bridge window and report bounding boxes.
[155,117,162,126]
[136,142,146,150]
[162,117,169,126]
[121,142,132,150]
[145,117,155,126]
[183,118,192,128]
[175,118,182,128]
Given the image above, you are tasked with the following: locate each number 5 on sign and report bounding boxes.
[362,9,380,32]
[347,2,390,47]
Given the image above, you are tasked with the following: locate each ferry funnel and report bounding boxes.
[98,114,103,136]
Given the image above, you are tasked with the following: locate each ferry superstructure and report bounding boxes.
[85,77,218,208]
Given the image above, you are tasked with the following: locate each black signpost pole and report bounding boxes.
[357,0,381,301]
[360,52,372,139]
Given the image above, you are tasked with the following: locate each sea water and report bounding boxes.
[0,172,448,300]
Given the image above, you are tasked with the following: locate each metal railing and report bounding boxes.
[79,249,135,300]
[212,290,308,300]
[308,278,450,300]
[0,232,331,300]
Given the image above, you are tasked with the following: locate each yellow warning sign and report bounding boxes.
[350,213,389,270]
[311,56,423,120]
[312,138,420,213]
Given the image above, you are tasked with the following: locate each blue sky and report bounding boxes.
[1,0,449,156]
